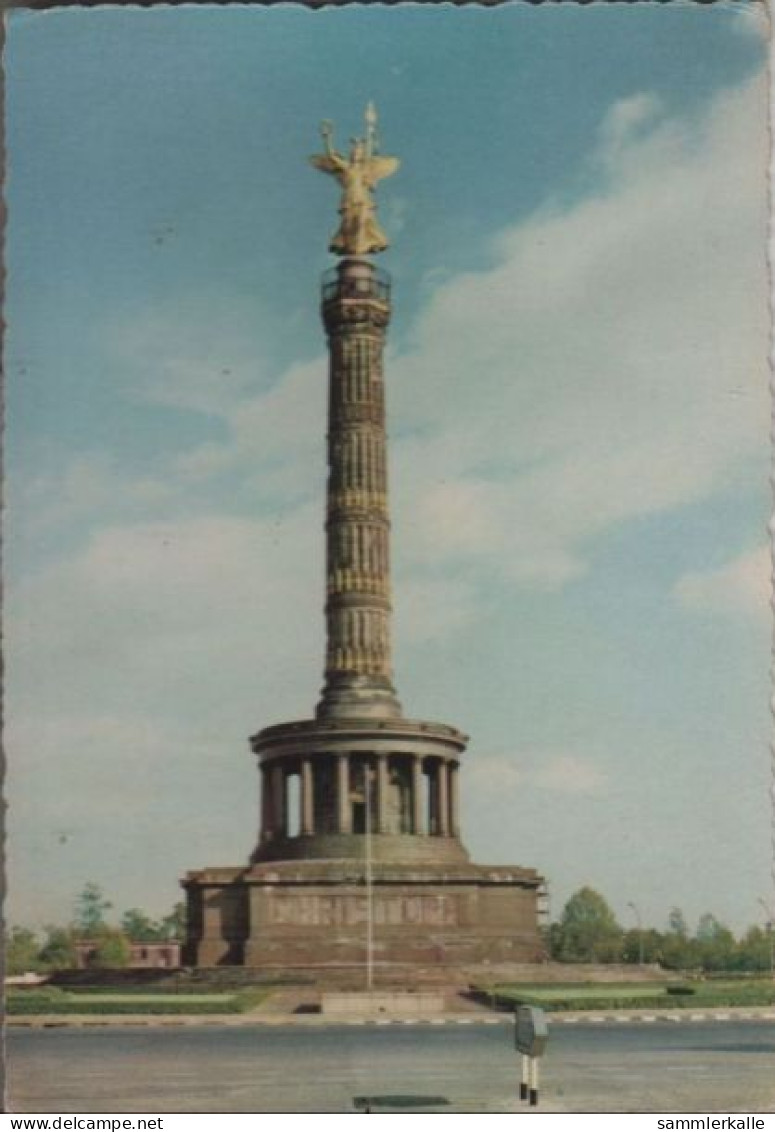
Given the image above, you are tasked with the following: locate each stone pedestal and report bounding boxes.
[182,860,544,972]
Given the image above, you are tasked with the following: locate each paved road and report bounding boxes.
[8,1020,775,1113]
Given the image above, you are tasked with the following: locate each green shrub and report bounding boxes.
[6,985,267,1016]
[6,988,66,1005]
[479,981,775,1013]
[64,984,231,996]
[6,997,242,1016]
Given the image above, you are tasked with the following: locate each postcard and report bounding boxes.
[5,1,773,1116]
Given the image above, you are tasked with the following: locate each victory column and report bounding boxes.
[183,108,544,974]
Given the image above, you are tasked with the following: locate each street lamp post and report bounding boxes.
[757,898,774,979]
[627,901,644,966]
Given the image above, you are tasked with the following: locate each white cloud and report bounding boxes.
[109,296,265,418]
[386,75,768,588]
[597,92,663,160]
[6,511,323,726]
[467,752,608,797]
[394,574,479,645]
[532,755,608,795]
[17,456,179,536]
[728,4,769,42]
[674,545,771,619]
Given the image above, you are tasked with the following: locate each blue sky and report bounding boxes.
[5,3,771,935]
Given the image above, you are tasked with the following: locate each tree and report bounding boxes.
[38,925,77,970]
[667,907,688,938]
[5,926,41,975]
[121,908,163,942]
[74,882,112,938]
[92,931,131,969]
[160,902,186,942]
[662,906,694,970]
[545,921,563,961]
[622,927,663,965]
[736,925,772,973]
[553,887,624,963]
[695,913,736,972]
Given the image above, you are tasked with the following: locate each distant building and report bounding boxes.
[73,940,181,969]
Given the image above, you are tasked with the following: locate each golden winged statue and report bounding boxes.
[309,102,400,256]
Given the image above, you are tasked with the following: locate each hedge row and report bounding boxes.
[63,985,232,996]
[482,987,775,1012]
[6,997,244,1016]
[6,987,269,1015]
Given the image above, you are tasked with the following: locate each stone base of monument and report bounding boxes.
[182,859,544,972]
[320,990,445,1016]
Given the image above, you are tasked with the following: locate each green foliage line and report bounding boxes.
[483,985,775,1013]
[6,985,268,1015]
[545,887,774,972]
[6,998,244,1016]
[63,985,232,996]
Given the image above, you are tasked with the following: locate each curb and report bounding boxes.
[8,1009,775,1029]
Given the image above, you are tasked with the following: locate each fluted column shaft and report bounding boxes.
[317,259,401,720]
[337,754,351,833]
[450,763,461,838]
[376,753,389,833]
[260,763,271,841]
[301,758,314,835]
[412,755,424,835]
[271,763,286,839]
[437,760,449,837]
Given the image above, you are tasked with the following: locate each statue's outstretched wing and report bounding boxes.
[367,156,400,184]
[309,154,345,175]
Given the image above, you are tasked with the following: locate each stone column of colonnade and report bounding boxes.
[259,754,461,841]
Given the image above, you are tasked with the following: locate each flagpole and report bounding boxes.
[365,761,374,991]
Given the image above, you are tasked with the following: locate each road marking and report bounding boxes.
[589,1016,606,1024]
[456,1018,474,1025]
[402,1019,418,1025]
[482,1018,500,1024]
[642,1015,657,1023]
[430,1018,446,1025]
[714,1013,731,1021]
[689,1014,706,1021]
